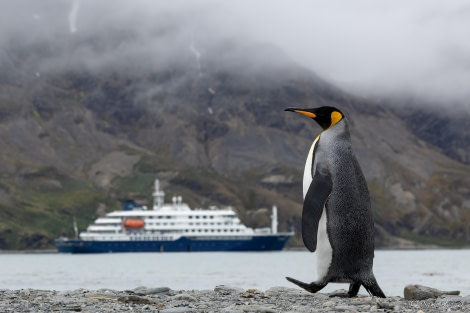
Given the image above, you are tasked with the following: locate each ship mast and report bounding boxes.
[73,216,78,239]
[153,179,165,210]
[271,205,278,234]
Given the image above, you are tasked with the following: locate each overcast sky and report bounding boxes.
[1,0,469,107]
[225,0,470,105]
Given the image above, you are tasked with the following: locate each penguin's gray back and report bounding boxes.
[314,118,375,281]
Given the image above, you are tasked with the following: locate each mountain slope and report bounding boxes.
[0,3,469,249]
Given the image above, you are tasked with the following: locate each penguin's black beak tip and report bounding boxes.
[284,108,317,119]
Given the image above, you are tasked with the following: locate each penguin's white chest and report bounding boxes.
[302,136,319,199]
[303,136,333,281]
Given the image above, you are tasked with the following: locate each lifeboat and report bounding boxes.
[124,219,144,228]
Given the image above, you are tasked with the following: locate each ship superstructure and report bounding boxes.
[56,179,293,253]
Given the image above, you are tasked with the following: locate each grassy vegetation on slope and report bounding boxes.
[0,167,108,249]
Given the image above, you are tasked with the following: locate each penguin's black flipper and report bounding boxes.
[302,170,332,252]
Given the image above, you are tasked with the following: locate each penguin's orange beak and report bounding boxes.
[284,108,316,119]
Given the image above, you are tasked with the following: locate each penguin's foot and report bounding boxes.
[329,282,361,298]
[362,278,386,298]
[285,277,326,293]
[348,282,361,297]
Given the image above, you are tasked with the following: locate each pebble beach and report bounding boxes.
[2,285,470,313]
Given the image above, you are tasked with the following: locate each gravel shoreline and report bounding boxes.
[1,285,470,313]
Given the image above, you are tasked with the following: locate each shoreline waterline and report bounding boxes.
[1,250,469,297]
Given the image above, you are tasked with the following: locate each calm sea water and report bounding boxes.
[1,250,469,297]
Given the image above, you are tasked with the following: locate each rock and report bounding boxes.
[322,300,335,307]
[86,294,118,301]
[64,304,82,311]
[172,293,197,302]
[462,296,470,304]
[117,295,155,305]
[131,286,171,295]
[404,284,460,300]
[224,310,243,313]
[436,295,463,303]
[238,305,276,313]
[145,287,172,295]
[241,289,265,299]
[214,285,244,294]
[376,301,398,310]
[160,307,194,313]
[334,305,359,312]
[222,306,244,313]
[265,286,304,296]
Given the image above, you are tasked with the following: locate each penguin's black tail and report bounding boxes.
[362,277,386,298]
[285,277,327,293]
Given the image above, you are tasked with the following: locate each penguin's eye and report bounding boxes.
[330,111,342,127]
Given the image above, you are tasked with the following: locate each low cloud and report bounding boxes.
[225,0,470,105]
[1,0,469,107]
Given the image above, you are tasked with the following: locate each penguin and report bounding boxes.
[284,106,385,298]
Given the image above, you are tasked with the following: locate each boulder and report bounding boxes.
[404,284,460,300]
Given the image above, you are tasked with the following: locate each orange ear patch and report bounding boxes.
[330,111,343,127]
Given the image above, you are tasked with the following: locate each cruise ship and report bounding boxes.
[55,179,293,253]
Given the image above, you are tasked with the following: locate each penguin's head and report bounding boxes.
[285,106,344,130]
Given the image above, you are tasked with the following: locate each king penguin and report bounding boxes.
[284,106,385,298]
